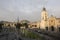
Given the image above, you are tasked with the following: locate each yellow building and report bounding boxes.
[29,8,60,32]
[29,22,38,29]
[1,21,16,28]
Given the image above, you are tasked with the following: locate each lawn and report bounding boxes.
[21,29,45,40]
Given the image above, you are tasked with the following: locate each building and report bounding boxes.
[29,8,60,32]
[28,21,41,29]
[0,21,16,28]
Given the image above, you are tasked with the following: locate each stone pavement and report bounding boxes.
[0,32,18,40]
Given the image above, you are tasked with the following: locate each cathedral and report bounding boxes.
[29,8,60,32]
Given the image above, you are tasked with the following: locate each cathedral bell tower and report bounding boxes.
[41,7,48,21]
[40,7,48,29]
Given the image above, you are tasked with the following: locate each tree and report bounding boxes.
[0,23,3,32]
[23,23,28,28]
[15,23,22,35]
[15,23,22,29]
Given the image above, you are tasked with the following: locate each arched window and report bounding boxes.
[35,25,37,27]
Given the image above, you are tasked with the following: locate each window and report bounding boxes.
[51,20,53,22]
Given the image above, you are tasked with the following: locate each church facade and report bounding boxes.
[29,8,60,32]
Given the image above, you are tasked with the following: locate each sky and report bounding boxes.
[0,0,60,22]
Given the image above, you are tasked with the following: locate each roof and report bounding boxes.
[56,18,60,19]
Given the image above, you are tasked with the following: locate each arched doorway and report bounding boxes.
[58,27,60,32]
[45,27,48,31]
[51,26,54,31]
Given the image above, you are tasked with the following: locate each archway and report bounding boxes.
[45,27,48,31]
[59,27,60,32]
[51,26,54,31]
[35,25,37,27]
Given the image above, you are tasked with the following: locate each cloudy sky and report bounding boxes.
[0,0,60,22]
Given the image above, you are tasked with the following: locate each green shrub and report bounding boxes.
[21,29,45,40]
